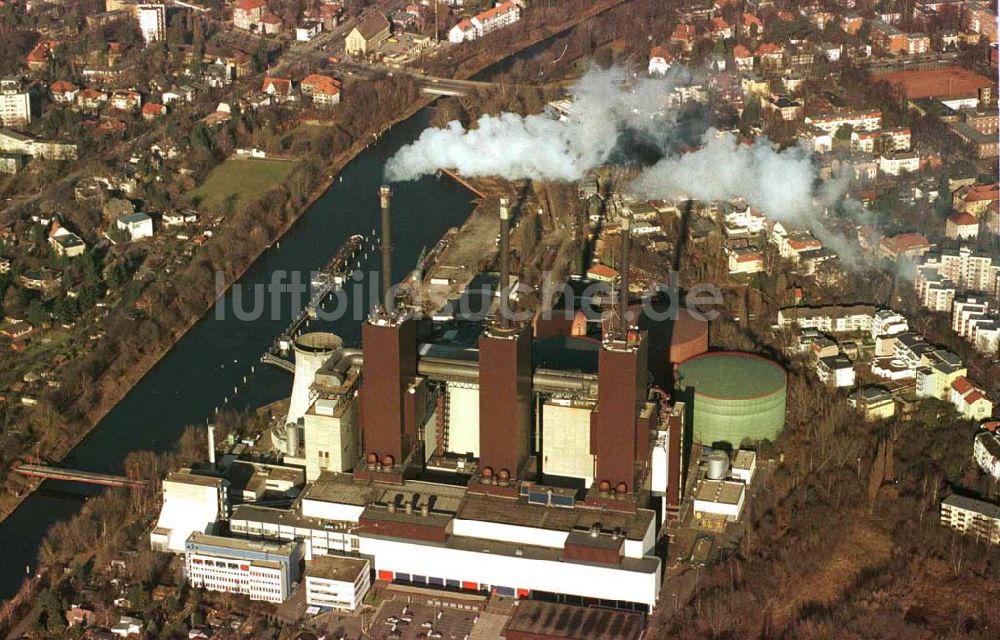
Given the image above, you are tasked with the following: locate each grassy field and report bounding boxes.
[191,157,298,212]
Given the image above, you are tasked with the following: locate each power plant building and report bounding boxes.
[676,352,787,447]
[171,188,794,613]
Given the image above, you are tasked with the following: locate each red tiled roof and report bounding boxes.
[880,232,928,254]
[649,46,672,61]
[951,376,974,395]
[301,73,341,95]
[948,211,978,226]
[477,1,517,23]
[587,264,619,280]
[50,80,77,93]
[965,390,986,405]
[235,0,266,12]
[756,42,783,56]
[733,44,751,58]
[742,13,763,27]
[142,103,165,116]
[261,76,291,94]
[671,24,696,41]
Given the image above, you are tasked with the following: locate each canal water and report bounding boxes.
[0,108,475,601]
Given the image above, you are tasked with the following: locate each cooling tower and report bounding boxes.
[287,332,342,427]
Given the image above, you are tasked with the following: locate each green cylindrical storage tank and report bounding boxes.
[675,352,787,448]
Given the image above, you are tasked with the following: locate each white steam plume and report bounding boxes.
[387,66,870,265]
[385,66,691,182]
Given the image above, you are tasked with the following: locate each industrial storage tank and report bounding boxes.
[676,352,787,447]
[706,451,729,480]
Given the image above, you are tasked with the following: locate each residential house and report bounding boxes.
[950,376,993,420]
[50,80,79,104]
[648,46,672,76]
[755,42,784,72]
[300,74,341,108]
[878,150,920,176]
[19,268,62,293]
[141,103,166,120]
[709,17,732,40]
[48,222,86,258]
[233,0,267,31]
[261,77,295,103]
[669,23,697,51]
[116,212,154,241]
[817,355,855,388]
[878,232,930,261]
[296,21,322,41]
[449,1,520,43]
[733,45,753,70]
[946,211,979,240]
[953,182,998,216]
[851,385,897,421]
[110,89,142,112]
[76,88,108,112]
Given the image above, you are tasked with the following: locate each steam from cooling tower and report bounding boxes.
[386,65,869,265]
[385,66,691,182]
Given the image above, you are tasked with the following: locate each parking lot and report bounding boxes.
[369,601,479,640]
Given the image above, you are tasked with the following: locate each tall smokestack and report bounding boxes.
[207,424,216,466]
[619,210,631,338]
[498,198,511,325]
[379,185,393,311]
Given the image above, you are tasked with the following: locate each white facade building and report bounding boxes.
[953,296,989,338]
[305,556,371,611]
[871,309,908,340]
[116,212,153,241]
[184,533,302,603]
[138,4,166,44]
[817,355,856,388]
[692,479,745,522]
[150,470,229,553]
[940,494,1000,545]
[0,79,31,127]
[974,431,1000,480]
[448,1,520,42]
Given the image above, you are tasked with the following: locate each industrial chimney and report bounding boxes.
[498,197,511,325]
[618,210,632,338]
[207,424,216,466]
[379,185,393,312]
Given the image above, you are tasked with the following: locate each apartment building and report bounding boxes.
[953,296,989,337]
[0,78,31,127]
[777,304,876,333]
[940,494,1000,544]
[973,431,1000,480]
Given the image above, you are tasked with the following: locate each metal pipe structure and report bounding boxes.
[619,209,631,337]
[207,424,216,465]
[379,185,393,309]
[323,349,598,397]
[498,198,511,326]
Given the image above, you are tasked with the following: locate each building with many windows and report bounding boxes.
[0,78,31,127]
[974,430,1000,480]
[184,533,303,603]
[304,555,371,611]
[137,4,166,44]
[940,494,1000,544]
